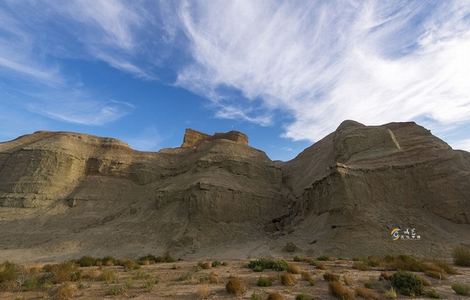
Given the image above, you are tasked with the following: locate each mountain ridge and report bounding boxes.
[0,120,469,262]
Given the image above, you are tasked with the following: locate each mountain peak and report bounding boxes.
[181,128,249,148]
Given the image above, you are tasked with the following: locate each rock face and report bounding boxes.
[0,123,469,261]
[181,128,248,147]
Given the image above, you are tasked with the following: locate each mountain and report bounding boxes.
[0,121,469,262]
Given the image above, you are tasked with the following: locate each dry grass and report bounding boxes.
[196,284,210,299]
[226,276,246,296]
[280,272,297,286]
[329,280,355,300]
[52,283,77,300]
[198,262,212,270]
[99,269,118,283]
[309,260,326,270]
[453,246,470,267]
[208,272,219,284]
[355,287,380,300]
[288,263,302,274]
[301,271,315,286]
[267,292,285,300]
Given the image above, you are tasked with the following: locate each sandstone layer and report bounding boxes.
[0,121,469,262]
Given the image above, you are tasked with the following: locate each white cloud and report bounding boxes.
[451,139,470,151]
[173,0,470,142]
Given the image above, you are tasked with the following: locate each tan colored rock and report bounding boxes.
[0,123,469,262]
[181,128,248,147]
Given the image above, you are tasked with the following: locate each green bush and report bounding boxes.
[257,276,272,287]
[453,246,470,267]
[452,283,470,296]
[424,289,441,298]
[390,271,423,296]
[317,255,330,261]
[77,256,96,267]
[0,261,19,283]
[211,261,222,267]
[248,258,288,272]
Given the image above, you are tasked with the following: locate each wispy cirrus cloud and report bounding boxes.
[172,0,470,143]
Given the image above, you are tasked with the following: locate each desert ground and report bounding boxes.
[1,253,470,300]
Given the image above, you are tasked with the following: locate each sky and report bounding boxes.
[0,0,469,161]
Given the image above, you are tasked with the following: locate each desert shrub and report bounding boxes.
[323,272,339,282]
[390,271,423,296]
[452,283,470,296]
[329,280,355,300]
[287,263,301,274]
[0,261,20,283]
[106,284,128,296]
[209,272,219,284]
[248,258,288,272]
[431,259,457,275]
[143,278,157,292]
[353,261,371,271]
[267,292,285,300]
[424,270,446,280]
[226,277,246,295]
[453,246,470,267]
[257,276,272,287]
[77,256,96,267]
[310,260,326,270]
[317,255,331,261]
[355,287,380,300]
[138,254,157,265]
[196,284,210,299]
[416,274,431,286]
[119,258,140,271]
[211,260,222,267]
[99,269,118,284]
[301,271,315,286]
[296,294,313,300]
[384,255,425,272]
[424,289,441,298]
[52,282,77,300]
[101,256,116,266]
[47,262,81,283]
[380,272,392,280]
[251,292,263,300]
[280,272,297,286]
[198,262,212,269]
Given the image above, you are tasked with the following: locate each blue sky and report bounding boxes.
[0,0,469,160]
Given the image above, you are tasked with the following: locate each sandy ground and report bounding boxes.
[1,258,469,300]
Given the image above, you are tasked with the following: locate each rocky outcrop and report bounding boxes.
[181,128,248,147]
[0,123,469,261]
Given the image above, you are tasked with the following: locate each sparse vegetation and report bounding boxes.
[329,280,355,300]
[309,260,326,270]
[0,261,20,291]
[257,276,272,287]
[390,271,423,296]
[251,292,263,300]
[353,261,371,271]
[52,282,77,300]
[453,246,470,267]
[267,292,285,300]
[317,255,331,261]
[226,276,246,296]
[424,289,441,298]
[284,242,299,253]
[452,283,470,296]
[280,272,297,286]
[105,284,128,296]
[248,258,289,272]
[301,271,315,285]
[208,272,219,284]
[99,269,118,283]
[196,284,210,299]
[77,256,96,267]
[198,261,212,269]
[384,288,397,299]
[288,263,301,274]
[119,258,140,271]
[143,278,157,292]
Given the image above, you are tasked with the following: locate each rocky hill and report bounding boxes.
[0,121,469,262]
